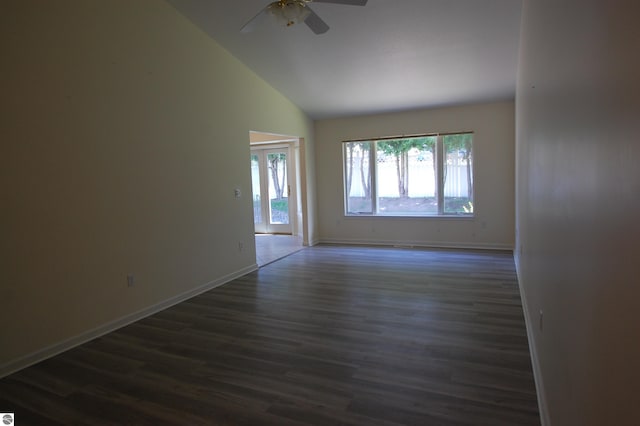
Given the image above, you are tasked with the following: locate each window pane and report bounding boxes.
[267,152,289,224]
[376,137,437,215]
[443,134,473,214]
[345,142,372,213]
[250,154,261,224]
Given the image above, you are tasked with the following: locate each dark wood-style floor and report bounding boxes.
[0,245,540,425]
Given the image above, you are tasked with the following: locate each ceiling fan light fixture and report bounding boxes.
[269,1,311,27]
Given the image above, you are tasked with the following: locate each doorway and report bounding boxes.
[250,132,307,267]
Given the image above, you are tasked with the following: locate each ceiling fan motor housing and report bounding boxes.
[270,0,311,27]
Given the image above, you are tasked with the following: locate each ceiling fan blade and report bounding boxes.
[240,4,272,33]
[304,6,330,34]
[312,0,368,5]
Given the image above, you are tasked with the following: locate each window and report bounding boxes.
[343,133,473,216]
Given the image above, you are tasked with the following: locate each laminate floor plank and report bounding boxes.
[0,245,540,425]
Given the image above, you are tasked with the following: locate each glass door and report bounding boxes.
[250,147,292,234]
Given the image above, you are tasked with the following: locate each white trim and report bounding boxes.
[514,253,551,426]
[318,238,512,251]
[0,264,258,379]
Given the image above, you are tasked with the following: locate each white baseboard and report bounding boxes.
[0,263,258,379]
[514,254,551,426]
[318,238,513,251]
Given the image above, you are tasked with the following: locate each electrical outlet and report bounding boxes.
[127,274,135,287]
[238,242,244,252]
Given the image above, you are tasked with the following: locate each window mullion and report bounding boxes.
[437,135,444,215]
[371,141,378,214]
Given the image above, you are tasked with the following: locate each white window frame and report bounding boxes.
[342,132,474,217]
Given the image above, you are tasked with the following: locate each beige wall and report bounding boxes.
[516,1,640,425]
[0,0,315,373]
[314,101,515,249]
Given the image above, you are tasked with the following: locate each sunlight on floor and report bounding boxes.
[255,234,304,267]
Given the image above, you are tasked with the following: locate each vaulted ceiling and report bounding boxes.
[167,0,522,120]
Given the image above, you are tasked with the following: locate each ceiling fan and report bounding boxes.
[241,0,368,35]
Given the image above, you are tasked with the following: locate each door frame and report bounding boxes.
[251,144,296,234]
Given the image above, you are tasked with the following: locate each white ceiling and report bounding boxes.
[167,0,523,120]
